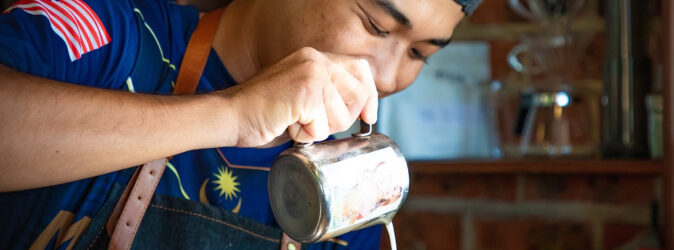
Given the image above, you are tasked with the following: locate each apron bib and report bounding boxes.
[74,4,289,249]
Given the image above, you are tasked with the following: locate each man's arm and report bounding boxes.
[0,63,237,191]
[0,47,377,192]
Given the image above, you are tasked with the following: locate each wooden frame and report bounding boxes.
[409,160,663,175]
[663,0,674,248]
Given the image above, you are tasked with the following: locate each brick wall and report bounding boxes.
[381,173,663,250]
[381,1,665,249]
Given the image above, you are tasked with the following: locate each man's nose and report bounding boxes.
[369,42,405,95]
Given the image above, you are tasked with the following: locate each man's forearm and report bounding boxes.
[0,64,237,192]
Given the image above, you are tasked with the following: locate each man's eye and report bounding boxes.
[366,16,389,37]
[411,48,429,64]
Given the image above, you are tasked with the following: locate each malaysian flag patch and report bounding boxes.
[4,0,111,61]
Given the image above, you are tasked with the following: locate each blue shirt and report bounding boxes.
[0,0,381,249]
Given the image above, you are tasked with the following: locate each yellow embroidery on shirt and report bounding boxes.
[213,166,240,200]
[30,210,91,250]
[167,162,191,200]
[133,8,176,71]
[200,178,210,205]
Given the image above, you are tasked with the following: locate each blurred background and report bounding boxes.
[374,0,671,249]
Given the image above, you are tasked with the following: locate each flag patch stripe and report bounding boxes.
[4,0,110,61]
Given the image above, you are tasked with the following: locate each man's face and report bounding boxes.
[255,0,465,97]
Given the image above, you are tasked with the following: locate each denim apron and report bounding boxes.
[74,183,284,249]
[73,5,286,249]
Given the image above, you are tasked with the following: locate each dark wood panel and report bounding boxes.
[663,0,674,247]
[409,160,663,175]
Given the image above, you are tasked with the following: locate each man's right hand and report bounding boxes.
[217,47,379,148]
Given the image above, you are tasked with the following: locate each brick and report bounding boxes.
[410,173,517,201]
[524,175,655,204]
[604,223,648,250]
[468,0,527,24]
[474,218,592,250]
[578,34,605,79]
[381,210,461,250]
[489,40,519,80]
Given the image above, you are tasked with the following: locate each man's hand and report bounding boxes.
[218,47,378,147]
[0,47,377,191]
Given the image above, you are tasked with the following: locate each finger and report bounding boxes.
[354,59,378,124]
[322,79,355,133]
[326,62,368,121]
[291,102,329,143]
[287,123,303,142]
[323,54,378,124]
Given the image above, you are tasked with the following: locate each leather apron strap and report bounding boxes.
[107,8,225,250]
[173,8,225,95]
[281,233,302,250]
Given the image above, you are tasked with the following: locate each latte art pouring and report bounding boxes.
[386,222,397,250]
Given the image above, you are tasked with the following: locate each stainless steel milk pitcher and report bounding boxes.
[268,121,409,243]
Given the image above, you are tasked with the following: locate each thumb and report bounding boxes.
[287,123,313,143]
[288,108,330,143]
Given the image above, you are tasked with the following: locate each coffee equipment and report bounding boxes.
[508,0,585,28]
[268,121,408,245]
[601,0,651,157]
[494,0,602,158]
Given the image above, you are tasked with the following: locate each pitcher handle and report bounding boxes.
[352,120,373,137]
[294,120,374,148]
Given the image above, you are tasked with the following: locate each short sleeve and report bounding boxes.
[0,0,140,90]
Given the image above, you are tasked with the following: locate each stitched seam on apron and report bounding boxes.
[87,222,106,250]
[149,204,281,243]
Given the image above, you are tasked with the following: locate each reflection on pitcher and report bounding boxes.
[269,129,409,243]
[340,161,403,224]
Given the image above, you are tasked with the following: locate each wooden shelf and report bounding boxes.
[409,159,664,175]
[452,16,605,41]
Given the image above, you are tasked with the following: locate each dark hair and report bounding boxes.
[454,0,482,15]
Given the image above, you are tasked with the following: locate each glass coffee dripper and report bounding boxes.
[506,0,591,80]
[493,0,600,158]
[507,31,593,76]
[507,0,585,28]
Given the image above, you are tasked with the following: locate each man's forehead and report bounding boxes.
[375,0,482,16]
[374,0,411,28]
